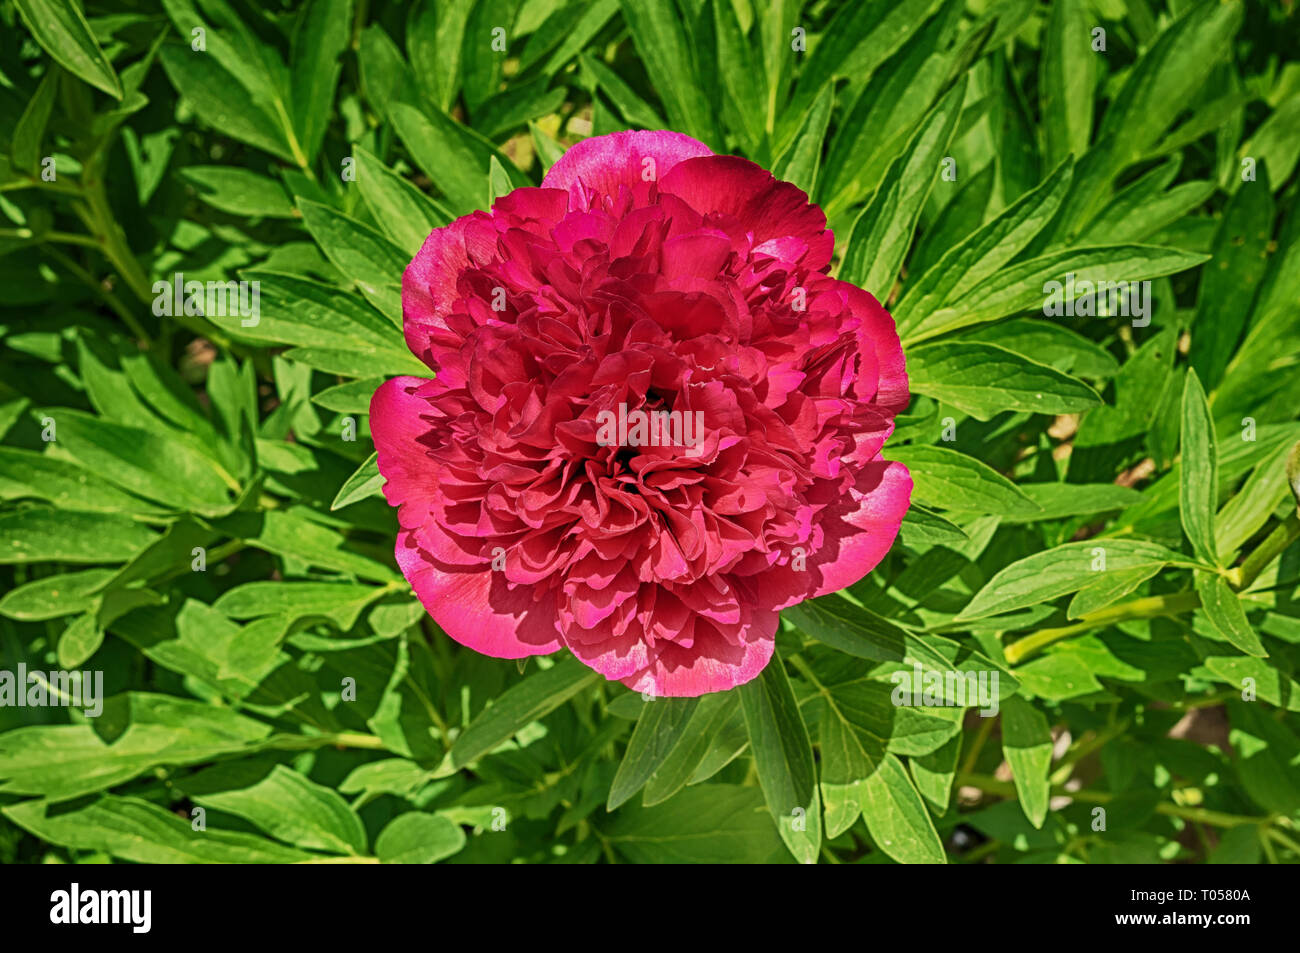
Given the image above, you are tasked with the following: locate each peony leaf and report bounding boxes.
[607,695,699,810]
[999,695,1052,829]
[908,341,1100,421]
[739,650,821,864]
[15,0,122,99]
[1179,369,1219,567]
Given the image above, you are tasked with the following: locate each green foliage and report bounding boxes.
[0,0,1298,866]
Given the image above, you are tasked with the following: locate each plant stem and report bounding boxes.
[311,731,390,750]
[960,715,995,777]
[1004,590,1200,665]
[1228,513,1300,590]
[1001,509,1300,665]
[42,246,151,341]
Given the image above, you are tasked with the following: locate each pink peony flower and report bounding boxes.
[370,130,911,697]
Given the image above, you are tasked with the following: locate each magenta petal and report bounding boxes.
[402,212,496,374]
[370,376,440,527]
[396,532,563,658]
[620,610,777,697]
[373,377,562,659]
[541,129,713,209]
[658,155,834,271]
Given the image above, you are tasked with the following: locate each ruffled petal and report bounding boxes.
[658,155,834,271]
[396,532,563,658]
[619,609,777,697]
[541,129,713,210]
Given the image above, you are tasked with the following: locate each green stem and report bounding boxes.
[1002,509,1300,665]
[42,246,150,342]
[308,731,390,751]
[1004,590,1200,665]
[960,715,995,777]
[1228,513,1300,591]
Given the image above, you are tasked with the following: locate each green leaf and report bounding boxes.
[784,598,1015,702]
[771,84,833,197]
[448,659,600,770]
[4,796,316,863]
[390,101,528,216]
[579,52,667,130]
[179,166,297,218]
[790,0,937,125]
[1194,572,1266,658]
[859,753,946,864]
[407,0,472,112]
[1038,0,1093,168]
[616,0,717,145]
[739,651,821,864]
[840,78,966,300]
[289,0,351,164]
[297,200,408,326]
[1216,439,1297,560]
[607,696,700,810]
[884,445,1040,516]
[1179,370,1219,566]
[0,507,154,565]
[314,376,386,414]
[11,69,60,175]
[711,0,764,156]
[895,158,1074,332]
[999,695,1052,828]
[602,785,785,863]
[332,451,384,510]
[1009,483,1143,523]
[910,732,961,814]
[214,581,386,630]
[158,46,291,162]
[193,764,367,855]
[903,244,1208,344]
[375,812,466,863]
[0,568,115,620]
[958,540,1192,621]
[908,341,1100,420]
[487,155,513,207]
[15,0,123,99]
[1227,699,1300,815]
[965,318,1118,379]
[44,409,236,516]
[1189,169,1274,389]
[57,612,104,669]
[224,272,406,354]
[0,693,271,801]
[354,147,450,255]
[0,448,162,514]
[642,692,741,806]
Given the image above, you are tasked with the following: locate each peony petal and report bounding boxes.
[620,609,777,697]
[396,531,563,658]
[541,129,713,210]
[749,459,912,610]
[402,212,498,374]
[370,375,440,528]
[658,155,834,271]
[844,283,909,415]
